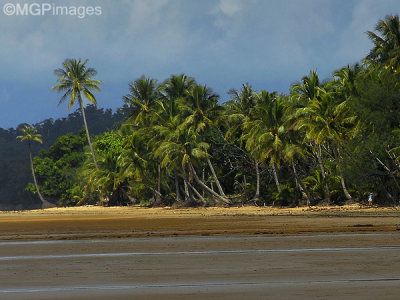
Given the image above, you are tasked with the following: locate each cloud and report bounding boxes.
[215,0,242,17]
[0,0,399,128]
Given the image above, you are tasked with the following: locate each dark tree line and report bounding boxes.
[0,106,124,210]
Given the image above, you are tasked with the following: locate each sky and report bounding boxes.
[0,0,399,129]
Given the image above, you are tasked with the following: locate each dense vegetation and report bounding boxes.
[4,15,400,209]
[0,106,124,209]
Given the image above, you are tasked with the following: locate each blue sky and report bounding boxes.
[0,0,399,129]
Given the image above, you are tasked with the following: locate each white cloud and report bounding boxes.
[216,0,242,17]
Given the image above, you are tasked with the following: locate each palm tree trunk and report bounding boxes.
[189,163,231,204]
[372,152,400,192]
[378,177,396,205]
[252,159,260,202]
[202,168,205,197]
[79,98,98,170]
[206,157,226,197]
[291,160,313,207]
[175,172,181,203]
[272,162,281,193]
[183,180,189,202]
[28,142,55,208]
[340,176,352,200]
[333,147,352,201]
[181,164,196,205]
[316,145,330,204]
[156,163,162,204]
[189,183,207,205]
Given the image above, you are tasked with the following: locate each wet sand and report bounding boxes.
[0,206,400,299]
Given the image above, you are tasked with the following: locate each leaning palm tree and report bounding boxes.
[52,58,102,170]
[17,125,56,208]
[181,84,228,199]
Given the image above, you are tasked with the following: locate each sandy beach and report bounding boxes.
[1,205,399,241]
[1,205,400,299]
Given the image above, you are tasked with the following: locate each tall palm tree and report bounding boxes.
[17,125,55,208]
[243,91,285,195]
[331,64,363,200]
[366,14,400,69]
[181,84,228,199]
[52,58,102,170]
[289,71,331,203]
[225,84,261,202]
[154,82,231,205]
[157,74,195,203]
[122,76,162,203]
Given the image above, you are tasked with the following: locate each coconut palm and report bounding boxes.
[17,125,55,208]
[282,135,314,207]
[159,74,195,104]
[289,71,332,203]
[330,65,363,200]
[123,76,160,125]
[153,92,231,205]
[181,84,228,198]
[243,91,285,195]
[156,74,195,203]
[366,14,400,69]
[122,76,163,203]
[52,58,102,170]
[224,84,261,202]
[154,127,221,205]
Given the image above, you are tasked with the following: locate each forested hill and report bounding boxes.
[0,105,125,210]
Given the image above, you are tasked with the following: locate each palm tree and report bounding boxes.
[17,125,55,208]
[154,128,219,205]
[157,74,195,203]
[123,76,160,125]
[330,65,363,200]
[366,15,400,69]
[52,58,102,170]
[225,84,261,202]
[282,138,314,207]
[289,71,332,203]
[153,86,231,205]
[181,84,228,199]
[122,76,162,203]
[243,91,285,195]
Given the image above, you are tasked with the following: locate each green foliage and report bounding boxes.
[31,131,87,206]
